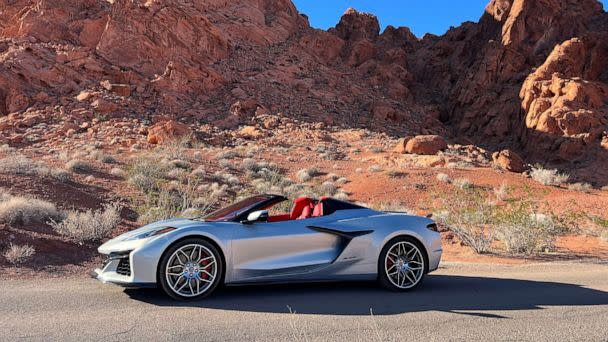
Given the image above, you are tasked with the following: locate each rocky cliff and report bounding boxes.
[0,0,606,175]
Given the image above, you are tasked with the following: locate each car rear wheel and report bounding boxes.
[378,237,427,291]
[158,238,223,300]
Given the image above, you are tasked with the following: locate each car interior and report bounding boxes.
[267,196,328,222]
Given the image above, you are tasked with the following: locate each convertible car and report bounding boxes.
[93,194,442,300]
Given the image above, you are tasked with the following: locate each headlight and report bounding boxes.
[126,227,177,240]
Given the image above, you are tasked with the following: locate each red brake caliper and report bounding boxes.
[199,257,210,280]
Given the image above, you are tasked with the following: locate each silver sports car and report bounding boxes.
[93,195,442,300]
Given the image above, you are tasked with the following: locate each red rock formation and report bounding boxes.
[0,0,606,179]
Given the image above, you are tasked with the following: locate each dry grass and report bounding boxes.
[436,173,450,183]
[3,243,35,266]
[530,167,569,186]
[568,182,592,193]
[50,202,122,243]
[0,194,61,225]
[0,154,48,176]
[493,182,509,201]
[296,167,319,182]
[66,159,94,174]
[452,178,473,189]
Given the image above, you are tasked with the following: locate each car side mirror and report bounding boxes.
[242,210,269,224]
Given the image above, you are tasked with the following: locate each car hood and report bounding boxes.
[98,218,211,254]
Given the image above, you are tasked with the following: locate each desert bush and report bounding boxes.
[530,167,569,186]
[167,159,191,170]
[319,181,337,196]
[66,159,94,174]
[50,202,122,243]
[136,177,225,224]
[368,165,382,173]
[386,170,405,178]
[3,243,35,265]
[109,167,126,178]
[0,154,48,176]
[128,157,169,193]
[89,150,116,164]
[325,173,339,181]
[495,207,561,255]
[600,230,608,242]
[368,146,384,153]
[215,150,238,160]
[452,178,473,190]
[50,169,72,182]
[335,177,349,185]
[436,173,450,183]
[434,190,495,254]
[296,167,319,182]
[567,182,592,193]
[0,194,61,225]
[218,159,233,169]
[601,185,608,192]
[334,191,349,201]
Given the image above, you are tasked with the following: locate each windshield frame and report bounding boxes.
[201,194,287,222]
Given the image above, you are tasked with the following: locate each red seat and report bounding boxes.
[312,198,327,217]
[290,197,314,220]
[297,205,313,220]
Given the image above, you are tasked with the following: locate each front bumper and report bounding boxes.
[91,252,156,288]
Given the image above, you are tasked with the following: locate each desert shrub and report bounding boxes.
[333,191,349,201]
[50,169,72,182]
[50,202,122,243]
[567,182,592,193]
[167,159,191,170]
[3,243,35,266]
[335,177,349,185]
[218,159,233,169]
[368,146,384,153]
[215,150,238,160]
[0,154,48,176]
[368,165,382,173]
[89,150,116,164]
[109,167,126,178]
[296,167,319,182]
[66,159,94,174]
[436,173,450,183]
[495,207,561,255]
[386,170,405,178]
[0,194,61,225]
[128,157,170,193]
[137,180,222,224]
[602,185,608,192]
[319,181,337,196]
[434,190,495,254]
[530,167,569,186]
[600,230,608,242]
[325,173,339,181]
[452,178,473,189]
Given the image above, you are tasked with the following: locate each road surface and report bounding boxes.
[1,261,607,341]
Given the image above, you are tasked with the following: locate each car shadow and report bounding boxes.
[124,274,608,316]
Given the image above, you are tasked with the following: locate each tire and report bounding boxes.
[378,236,428,291]
[158,238,223,300]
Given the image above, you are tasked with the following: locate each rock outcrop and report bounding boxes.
[0,0,606,180]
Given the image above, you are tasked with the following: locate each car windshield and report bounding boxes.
[201,195,274,222]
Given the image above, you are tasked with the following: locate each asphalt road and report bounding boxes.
[1,262,607,341]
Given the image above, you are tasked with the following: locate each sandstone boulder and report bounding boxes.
[492,149,525,173]
[147,121,192,145]
[405,135,448,155]
[393,137,412,154]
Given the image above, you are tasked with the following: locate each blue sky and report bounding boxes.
[292,0,607,37]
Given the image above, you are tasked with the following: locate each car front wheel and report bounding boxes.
[158,238,223,300]
[378,237,427,291]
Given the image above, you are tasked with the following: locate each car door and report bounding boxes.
[230,215,343,283]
